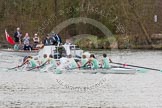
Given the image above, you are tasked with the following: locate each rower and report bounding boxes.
[78,54,89,69]
[48,54,57,68]
[40,54,48,65]
[23,56,29,62]
[59,53,68,64]
[84,54,99,69]
[101,53,112,69]
[41,54,57,72]
[66,54,78,69]
[21,56,38,68]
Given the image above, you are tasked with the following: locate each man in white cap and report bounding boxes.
[33,33,40,48]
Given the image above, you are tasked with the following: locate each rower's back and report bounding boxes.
[67,54,78,69]
[102,53,111,69]
[41,54,48,64]
[89,54,99,69]
[27,56,37,68]
[81,55,88,68]
[49,54,57,68]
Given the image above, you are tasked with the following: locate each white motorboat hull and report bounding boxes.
[38,45,83,59]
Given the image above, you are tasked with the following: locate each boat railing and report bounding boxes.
[53,44,82,59]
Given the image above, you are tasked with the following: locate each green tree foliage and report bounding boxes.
[0,0,159,46]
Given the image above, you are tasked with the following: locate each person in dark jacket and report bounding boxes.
[14,27,22,44]
[51,32,62,46]
[43,34,52,46]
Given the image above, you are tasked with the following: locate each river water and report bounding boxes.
[0,50,162,108]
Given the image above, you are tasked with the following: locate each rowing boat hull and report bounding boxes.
[8,65,137,74]
[64,68,137,74]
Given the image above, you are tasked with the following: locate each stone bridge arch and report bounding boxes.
[51,17,118,49]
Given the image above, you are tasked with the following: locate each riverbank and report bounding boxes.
[1,35,162,50]
[73,35,162,50]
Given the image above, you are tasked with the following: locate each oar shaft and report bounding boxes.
[8,64,24,70]
[27,61,48,71]
[111,62,160,71]
[126,64,160,71]
[8,66,18,70]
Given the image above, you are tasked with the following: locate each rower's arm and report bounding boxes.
[109,58,112,63]
[83,61,88,67]
[83,58,91,67]
[20,59,29,67]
